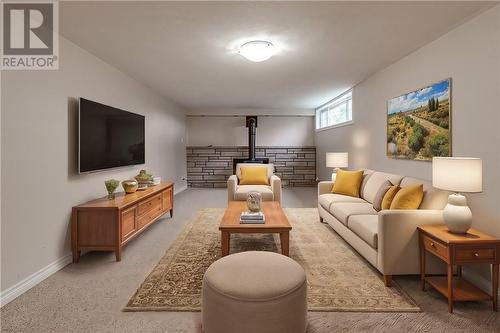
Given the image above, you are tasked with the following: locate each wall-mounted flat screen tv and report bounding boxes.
[79,98,145,173]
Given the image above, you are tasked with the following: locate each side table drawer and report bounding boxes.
[455,248,495,262]
[422,235,448,261]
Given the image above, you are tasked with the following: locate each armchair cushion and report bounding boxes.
[236,163,274,181]
[234,185,274,201]
[239,166,269,185]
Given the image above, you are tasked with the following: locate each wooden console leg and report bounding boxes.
[115,247,122,262]
[383,274,392,287]
[73,250,80,263]
[170,208,174,218]
[71,208,79,263]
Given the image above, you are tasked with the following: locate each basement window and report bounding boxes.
[315,91,353,130]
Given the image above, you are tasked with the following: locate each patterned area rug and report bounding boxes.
[124,208,420,312]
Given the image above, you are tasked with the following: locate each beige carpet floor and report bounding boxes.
[125,208,419,312]
[2,188,499,332]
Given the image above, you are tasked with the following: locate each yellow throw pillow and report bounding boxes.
[381,185,400,210]
[390,184,424,210]
[239,166,269,185]
[331,169,364,197]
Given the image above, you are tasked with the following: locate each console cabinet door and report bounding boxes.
[162,188,173,212]
[121,206,137,242]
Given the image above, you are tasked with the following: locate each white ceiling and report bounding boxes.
[60,1,493,110]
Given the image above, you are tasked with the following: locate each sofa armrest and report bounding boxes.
[271,175,282,204]
[377,209,444,275]
[318,181,334,196]
[227,175,238,203]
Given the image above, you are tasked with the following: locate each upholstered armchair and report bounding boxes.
[227,163,282,204]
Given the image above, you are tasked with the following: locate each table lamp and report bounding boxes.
[432,157,482,234]
[326,152,348,181]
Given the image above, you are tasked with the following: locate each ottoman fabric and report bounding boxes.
[202,251,307,333]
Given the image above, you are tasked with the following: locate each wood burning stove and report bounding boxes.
[232,116,269,173]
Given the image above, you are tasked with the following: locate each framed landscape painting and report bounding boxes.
[387,78,451,161]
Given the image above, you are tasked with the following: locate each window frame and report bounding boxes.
[315,90,353,131]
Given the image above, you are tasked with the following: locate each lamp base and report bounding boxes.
[443,193,472,234]
[331,172,337,182]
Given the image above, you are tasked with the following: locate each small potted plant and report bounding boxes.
[104,179,120,200]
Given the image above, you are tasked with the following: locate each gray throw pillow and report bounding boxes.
[373,180,393,211]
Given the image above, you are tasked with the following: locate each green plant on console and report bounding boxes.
[105,179,120,200]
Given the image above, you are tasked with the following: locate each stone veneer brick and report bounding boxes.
[187,146,316,188]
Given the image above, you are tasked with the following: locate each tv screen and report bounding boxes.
[79,98,145,173]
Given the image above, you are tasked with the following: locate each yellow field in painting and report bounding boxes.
[387,99,450,160]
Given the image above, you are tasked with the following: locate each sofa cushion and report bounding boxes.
[390,184,424,209]
[360,170,374,196]
[362,172,404,204]
[329,202,377,226]
[348,215,379,249]
[400,177,449,209]
[382,185,400,210]
[318,194,366,211]
[372,180,393,211]
[235,185,274,201]
[332,169,364,197]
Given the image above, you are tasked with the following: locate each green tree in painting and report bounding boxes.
[428,134,449,156]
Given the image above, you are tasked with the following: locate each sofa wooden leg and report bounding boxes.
[383,274,392,287]
[319,216,324,223]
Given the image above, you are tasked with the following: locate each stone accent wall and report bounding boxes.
[187,146,316,188]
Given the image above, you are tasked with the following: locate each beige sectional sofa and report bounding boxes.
[318,169,450,286]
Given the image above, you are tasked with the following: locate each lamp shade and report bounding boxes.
[432,157,482,193]
[326,152,348,168]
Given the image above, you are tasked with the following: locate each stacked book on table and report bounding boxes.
[240,211,265,224]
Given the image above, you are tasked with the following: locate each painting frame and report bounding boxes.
[386,78,452,161]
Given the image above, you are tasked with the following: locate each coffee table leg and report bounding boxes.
[221,231,230,257]
[280,231,289,256]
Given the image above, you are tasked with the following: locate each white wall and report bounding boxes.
[316,5,500,286]
[187,116,315,147]
[0,37,187,297]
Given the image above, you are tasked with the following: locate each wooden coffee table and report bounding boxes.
[219,201,292,257]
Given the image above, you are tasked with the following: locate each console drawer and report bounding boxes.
[422,235,448,260]
[137,194,162,216]
[137,204,162,229]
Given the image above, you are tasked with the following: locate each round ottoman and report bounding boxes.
[202,251,307,333]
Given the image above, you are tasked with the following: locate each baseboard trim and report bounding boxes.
[0,253,72,307]
[174,184,187,195]
[1,185,187,308]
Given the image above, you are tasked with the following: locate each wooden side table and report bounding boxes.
[418,225,499,313]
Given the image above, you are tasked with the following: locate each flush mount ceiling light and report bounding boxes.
[239,40,275,62]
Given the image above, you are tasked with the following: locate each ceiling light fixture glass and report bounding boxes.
[239,40,275,62]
